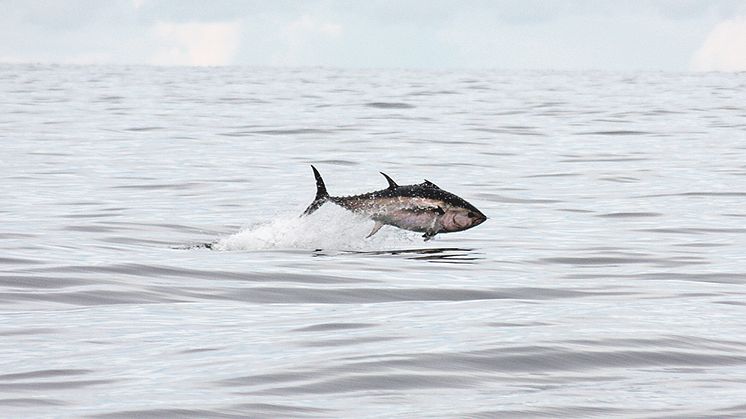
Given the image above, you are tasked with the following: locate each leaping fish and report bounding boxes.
[302,166,487,240]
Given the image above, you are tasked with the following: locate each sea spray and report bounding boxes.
[212,205,419,251]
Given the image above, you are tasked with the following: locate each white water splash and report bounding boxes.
[212,205,420,251]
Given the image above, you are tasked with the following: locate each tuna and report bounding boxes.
[302,166,487,240]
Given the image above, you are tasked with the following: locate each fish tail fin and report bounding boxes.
[302,165,330,216]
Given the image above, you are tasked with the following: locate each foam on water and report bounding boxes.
[212,205,419,251]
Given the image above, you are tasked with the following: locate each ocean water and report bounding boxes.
[2,64,746,417]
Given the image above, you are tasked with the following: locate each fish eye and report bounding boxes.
[467,212,475,218]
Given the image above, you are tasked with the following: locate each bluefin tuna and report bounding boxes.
[302,166,487,240]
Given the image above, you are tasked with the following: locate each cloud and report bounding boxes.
[437,10,712,71]
[271,15,343,65]
[287,15,342,37]
[1,1,745,70]
[150,21,241,66]
[691,16,746,71]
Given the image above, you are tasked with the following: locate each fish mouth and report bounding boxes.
[473,213,487,225]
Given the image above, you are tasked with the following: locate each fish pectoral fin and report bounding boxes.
[366,221,385,238]
[422,232,436,241]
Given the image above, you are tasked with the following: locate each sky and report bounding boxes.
[1,0,746,71]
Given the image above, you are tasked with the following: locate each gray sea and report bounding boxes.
[2,64,746,418]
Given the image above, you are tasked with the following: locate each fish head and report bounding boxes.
[413,184,487,233]
[438,195,487,233]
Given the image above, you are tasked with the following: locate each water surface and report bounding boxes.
[2,65,746,417]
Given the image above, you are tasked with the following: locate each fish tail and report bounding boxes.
[302,165,330,216]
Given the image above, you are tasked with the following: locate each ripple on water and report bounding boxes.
[3,66,746,417]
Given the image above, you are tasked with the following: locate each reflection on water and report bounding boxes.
[336,247,483,264]
[2,64,746,417]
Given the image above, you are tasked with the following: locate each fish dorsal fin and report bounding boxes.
[380,172,398,189]
[422,179,440,189]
